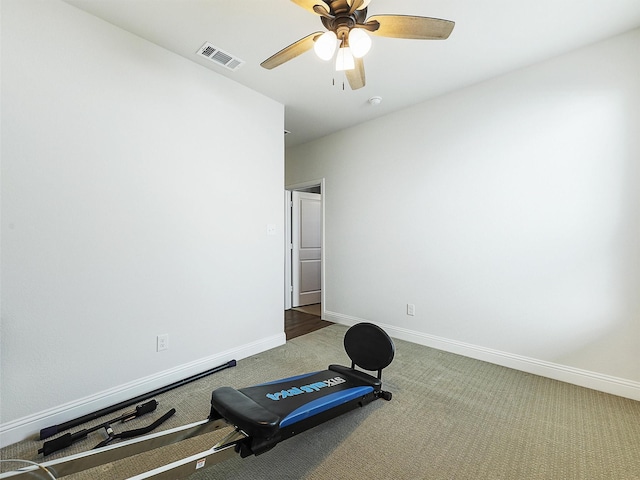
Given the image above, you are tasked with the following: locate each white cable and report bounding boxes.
[0,459,57,480]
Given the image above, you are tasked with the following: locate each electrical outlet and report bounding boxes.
[407,304,415,316]
[157,334,169,352]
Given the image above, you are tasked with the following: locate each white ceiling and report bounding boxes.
[63,0,640,147]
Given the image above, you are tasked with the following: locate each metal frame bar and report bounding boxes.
[127,430,247,480]
[0,418,238,480]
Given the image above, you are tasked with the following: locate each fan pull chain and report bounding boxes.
[330,74,346,91]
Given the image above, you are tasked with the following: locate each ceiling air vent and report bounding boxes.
[197,42,244,72]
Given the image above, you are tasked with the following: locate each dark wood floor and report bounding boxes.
[284,309,333,340]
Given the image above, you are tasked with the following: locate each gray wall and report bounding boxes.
[1,0,285,444]
[286,28,640,399]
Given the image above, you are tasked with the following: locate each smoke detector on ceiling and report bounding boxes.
[197,42,245,71]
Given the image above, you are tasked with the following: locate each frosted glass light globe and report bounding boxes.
[314,31,338,61]
[349,28,371,58]
[335,47,355,71]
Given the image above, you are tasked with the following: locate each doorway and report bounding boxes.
[285,179,324,316]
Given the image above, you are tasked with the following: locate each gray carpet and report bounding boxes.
[2,324,640,479]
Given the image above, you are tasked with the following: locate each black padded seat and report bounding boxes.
[209,323,394,456]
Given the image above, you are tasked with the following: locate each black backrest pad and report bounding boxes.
[344,323,395,372]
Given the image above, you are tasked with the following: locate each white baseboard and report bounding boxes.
[323,310,640,401]
[0,333,285,449]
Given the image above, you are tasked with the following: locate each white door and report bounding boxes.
[292,191,321,307]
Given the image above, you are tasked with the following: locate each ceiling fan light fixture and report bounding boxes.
[348,28,371,58]
[335,46,355,71]
[314,31,338,61]
[262,1,456,90]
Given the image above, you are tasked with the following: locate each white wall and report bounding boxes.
[286,29,640,399]
[1,0,284,445]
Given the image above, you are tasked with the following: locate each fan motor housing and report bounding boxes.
[320,1,368,37]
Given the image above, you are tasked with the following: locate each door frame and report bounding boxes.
[285,178,325,316]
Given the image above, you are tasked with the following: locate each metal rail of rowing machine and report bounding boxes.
[127,429,246,480]
[0,418,246,480]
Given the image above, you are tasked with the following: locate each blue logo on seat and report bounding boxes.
[266,376,346,401]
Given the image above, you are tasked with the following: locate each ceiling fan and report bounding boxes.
[260,0,455,90]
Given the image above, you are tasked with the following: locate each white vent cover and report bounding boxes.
[197,42,244,71]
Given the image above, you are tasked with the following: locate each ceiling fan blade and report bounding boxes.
[367,15,455,40]
[346,57,366,90]
[291,0,325,15]
[348,0,365,15]
[347,0,370,10]
[356,20,380,33]
[261,32,324,70]
[313,4,333,18]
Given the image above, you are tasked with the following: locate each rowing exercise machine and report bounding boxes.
[1,323,394,480]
